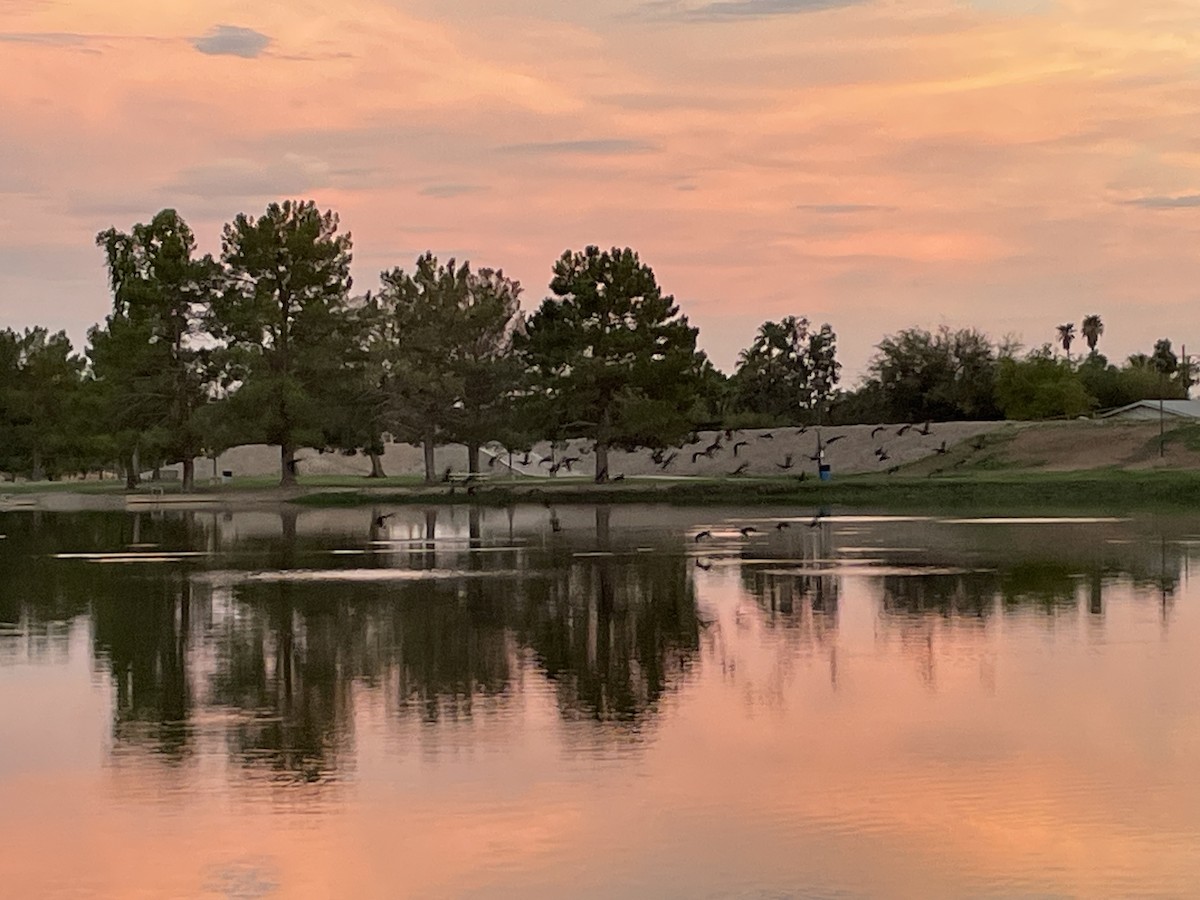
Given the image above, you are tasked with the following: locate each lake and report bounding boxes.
[1,503,1198,898]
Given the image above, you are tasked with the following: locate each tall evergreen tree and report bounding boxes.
[517,246,708,483]
[370,255,524,482]
[213,201,355,487]
[95,209,217,490]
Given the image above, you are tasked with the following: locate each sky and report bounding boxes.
[2,0,1200,380]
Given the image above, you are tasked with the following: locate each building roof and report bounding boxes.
[1099,399,1200,419]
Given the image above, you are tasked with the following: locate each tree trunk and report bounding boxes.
[280,444,297,487]
[467,443,480,476]
[595,405,612,483]
[182,458,194,493]
[423,433,437,484]
[125,451,138,490]
[31,448,44,482]
[368,450,386,478]
[594,441,609,484]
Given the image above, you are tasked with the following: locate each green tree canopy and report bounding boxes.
[213,200,355,486]
[94,209,218,489]
[866,326,1001,422]
[368,254,524,482]
[517,246,709,482]
[731,316,840,423]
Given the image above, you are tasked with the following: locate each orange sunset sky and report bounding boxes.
[2,0,1199,376]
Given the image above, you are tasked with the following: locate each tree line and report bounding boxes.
[0,202,1188,486]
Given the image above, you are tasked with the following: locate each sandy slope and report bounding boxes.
[183,421,1010,481]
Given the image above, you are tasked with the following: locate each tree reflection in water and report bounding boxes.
[0,506,1195,781]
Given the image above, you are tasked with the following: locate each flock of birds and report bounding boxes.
[498,421,954,481]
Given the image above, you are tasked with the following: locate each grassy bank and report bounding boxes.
[287,468,1200,513]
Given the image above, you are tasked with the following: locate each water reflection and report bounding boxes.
[3,506,1200,895]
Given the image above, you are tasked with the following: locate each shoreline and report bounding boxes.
[5,468,1200,514]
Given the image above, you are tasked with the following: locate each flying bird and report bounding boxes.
[660,452,678,469]
[933,441,948,455]
[694,530,712,542]
[871,426,885,439]
[776,455,795,470]
[695,558,713,571]
[917,421,933,436]
[795,426,809,436]
[724,429,734,441]
[807,452,822,462]
[825,435,844,445]
[759,432,775,440]
[373,513,394,528]
[897,424,912,436]
[739,526,759,537]
[877,450,890,462]
[733,441,750,457]
[775,522,791,531]
[692,451,707,464]
[731,462,749,476]
[520,452,532,466]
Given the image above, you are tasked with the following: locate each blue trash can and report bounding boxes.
[818,464,832,482]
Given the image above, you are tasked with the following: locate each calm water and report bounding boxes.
[2,503,1199,898]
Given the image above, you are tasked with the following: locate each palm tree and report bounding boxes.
[1081,314,1104,355]
[1056,323,1076,360]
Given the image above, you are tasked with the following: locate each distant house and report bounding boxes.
[1099,399,1200,422]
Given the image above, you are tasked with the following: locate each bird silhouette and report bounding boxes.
[897,424,912,436]
[695,558,713,571]
[739,526,758,536]
[538,458,555,468]
[694,530,712,542]
[731,462,749,476]
[705,440,723,455]
[650,448,665,465]
[487,455,497,467]
[560,456,580,471]
[692,451,706,464]
[795,426,809,436]
[775,522,791,531]
[871,425,885,438]
[373,513,395,528]
[732,441,750,457]
[759,432,775,440]
[520,452,532,466]
[917,421,933,436]
[807,452,822,462]
[933,440,948,455]
[724,429,734,441]
[808,512,823,528]
[874,446,886,457]
[886,465,900,475]
[877,450,890,462]
[825,435,845,445]
[776,455,795,470]
[660,452,678,469]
